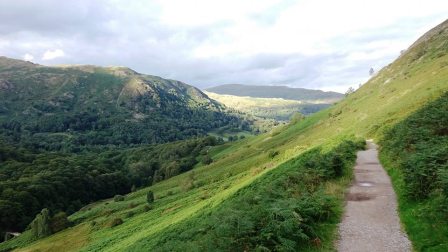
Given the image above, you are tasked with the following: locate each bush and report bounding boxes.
[146,191,154,204]
[201,155,213,165]
[268,150,279,158]
[114,195,125,202]
[50,212,70,233]
[109,218,123,227]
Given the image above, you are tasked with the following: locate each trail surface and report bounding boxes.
[337,140,411,252]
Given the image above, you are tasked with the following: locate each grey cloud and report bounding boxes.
[0,1,445,92]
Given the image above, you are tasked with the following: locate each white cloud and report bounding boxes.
[23,53,34,61]
[42,49,65,60]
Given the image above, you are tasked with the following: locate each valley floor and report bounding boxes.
[337,141,411,251]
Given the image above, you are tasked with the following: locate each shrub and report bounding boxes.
[50,211,70,233]
[181,177,195,192]
[114,195,125,202]
[146,191,154,204]
[201,155,213,165]
[109,218,123,227]
[268,150,279,158]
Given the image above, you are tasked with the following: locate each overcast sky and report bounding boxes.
[0,0,447,92]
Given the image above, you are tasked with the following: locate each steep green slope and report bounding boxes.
[127,140,365,251]
[205,91,330,120]
[2,19,448,252]
[205,84,343,102]
[380,93,448,251]
[0,58,251,151]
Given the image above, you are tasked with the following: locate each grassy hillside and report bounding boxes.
[2,19,448,252]
[0,58,253,151]
[205,84,343,101]
[380,92,448,251]
[205,91,330,121]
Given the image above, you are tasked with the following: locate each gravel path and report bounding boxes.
[337,140,411,252]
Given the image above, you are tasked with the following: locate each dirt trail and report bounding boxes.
[337,140,411,252]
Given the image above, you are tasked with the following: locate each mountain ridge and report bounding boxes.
[0,56,251,150]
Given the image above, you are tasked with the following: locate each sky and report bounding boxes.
[0,0,447,93]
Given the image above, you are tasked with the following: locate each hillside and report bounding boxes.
[0,57,251,151]
[2,19,448,252]
[205,91,330,121]
[205,84,343,102]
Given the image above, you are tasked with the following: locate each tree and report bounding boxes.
[202,154,213,165]
[369,67,375,76]
[345,87,355,97]
[30,208,51,239]
[114,195,125,202]
[147,191,154,204]
[290,112,305,124]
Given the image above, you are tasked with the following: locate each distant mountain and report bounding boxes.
[0,57,250,151]
[205,84,343,102]
[205,91,330,121]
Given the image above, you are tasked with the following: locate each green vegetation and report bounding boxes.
[0,58,254,151]
[380,92,448,251]
[30,209,51,239]
[129,140,364,251]
[146,191,154,205]
[206,84,343,101]
[206,91,331,120]
[0,136,219,237]
[114,196,125,202]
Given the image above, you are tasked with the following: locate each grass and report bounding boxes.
[15,224,90,252]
